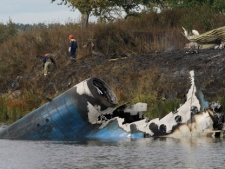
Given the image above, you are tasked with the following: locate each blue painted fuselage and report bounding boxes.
[0,78,143,140]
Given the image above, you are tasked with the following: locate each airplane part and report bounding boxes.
[182,26,225,49]
[0,78,119,139]
[0,71,224,140]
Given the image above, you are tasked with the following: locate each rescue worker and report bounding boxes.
[68,34,78,62]
[42,53,56,76]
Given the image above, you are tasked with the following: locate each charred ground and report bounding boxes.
[2,44,225,122]
[42,47,225,105]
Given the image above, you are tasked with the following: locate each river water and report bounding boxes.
[0,125,224,169]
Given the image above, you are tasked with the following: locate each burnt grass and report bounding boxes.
[4,46,225,122]
[39,47,225,105]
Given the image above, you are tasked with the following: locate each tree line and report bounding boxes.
[1,0,225,43]
[51,0,225,27]
[0,20,62,44]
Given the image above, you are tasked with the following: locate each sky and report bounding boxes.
[0,0,84,24]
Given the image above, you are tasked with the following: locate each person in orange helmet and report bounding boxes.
[68,34,78,62]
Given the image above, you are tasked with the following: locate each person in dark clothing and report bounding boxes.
[68,34,78,62]
[42,53,56,76]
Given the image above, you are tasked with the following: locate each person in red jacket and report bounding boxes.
[68,34,78,62]
[42,53,56,76]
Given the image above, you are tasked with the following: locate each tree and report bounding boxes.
[108,0,163,19]
[51,0,111,27]
[212,0,225,12]
[52,0,165,25]
[166,0,225,12]
[0,19,17,44]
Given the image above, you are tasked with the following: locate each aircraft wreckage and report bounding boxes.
[183,26,225,52]
[0,70,224,140]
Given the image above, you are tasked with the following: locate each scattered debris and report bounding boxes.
[182,26,225,50]
[109,53,128,61]
[182,27,200,40]
[184,42,199,54]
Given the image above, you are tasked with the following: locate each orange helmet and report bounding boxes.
[69,34,74,39]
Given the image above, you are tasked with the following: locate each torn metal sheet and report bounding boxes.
[182,26,225,50]
[0,71,224,140]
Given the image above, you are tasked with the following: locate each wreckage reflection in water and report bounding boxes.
[0,70,224,140]
[0,133,224,169]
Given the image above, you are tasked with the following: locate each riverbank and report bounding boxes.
[1,8,225,122]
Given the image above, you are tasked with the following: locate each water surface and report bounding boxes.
[0,126,224,169]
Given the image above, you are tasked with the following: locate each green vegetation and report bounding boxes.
[1,6,225,123]
[51,0,161,27]
[51,0,225,27]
